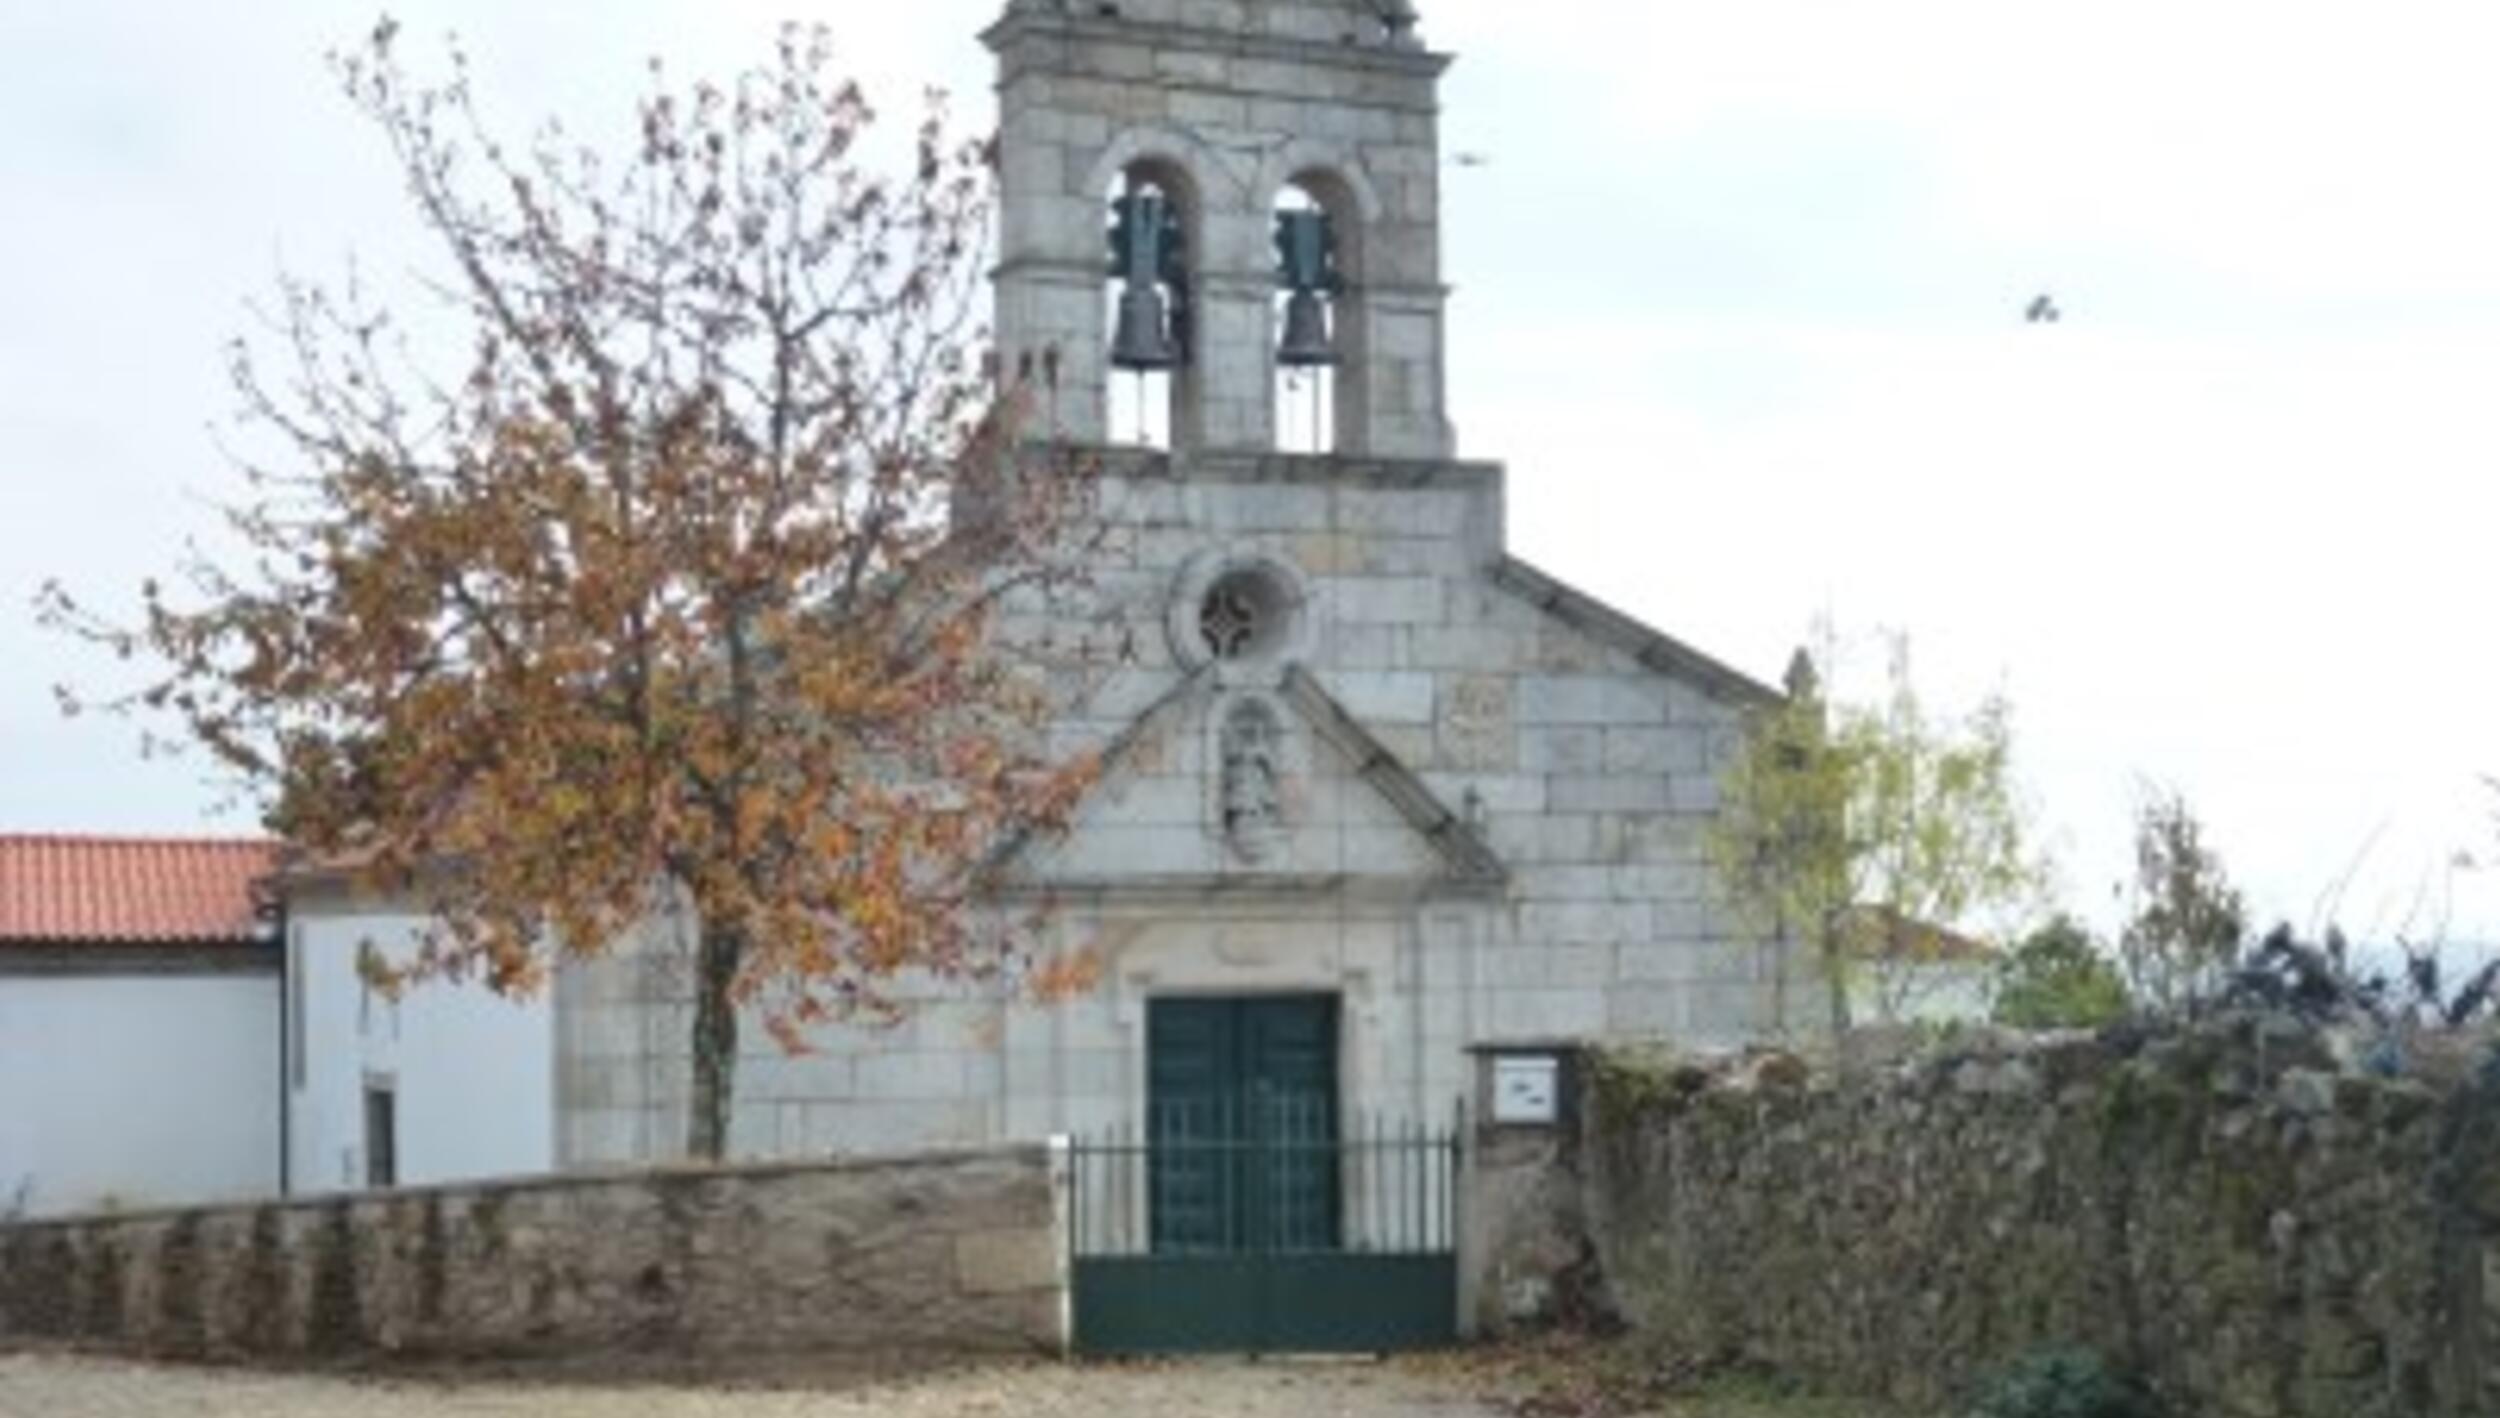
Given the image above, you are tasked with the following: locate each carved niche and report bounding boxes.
[1217,696,1288,861]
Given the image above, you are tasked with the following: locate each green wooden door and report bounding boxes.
[1147,995,1340,1253]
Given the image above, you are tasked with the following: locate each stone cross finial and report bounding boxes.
[1783,648,1821,703]
[1376,1,1424,48]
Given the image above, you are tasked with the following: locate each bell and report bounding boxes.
[1110,285,1177,371]
[1276,288,1336,368]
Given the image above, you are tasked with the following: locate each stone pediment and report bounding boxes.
[996,665,1503,899]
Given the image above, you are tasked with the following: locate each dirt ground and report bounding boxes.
[0,1352,1508,1418]
[0,1341,1910,1418]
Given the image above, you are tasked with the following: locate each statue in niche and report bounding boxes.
[1220,699,1285,855]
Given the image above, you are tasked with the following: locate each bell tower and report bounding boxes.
[984,0,1455,460]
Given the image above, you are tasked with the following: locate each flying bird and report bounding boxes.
[2025,294,2062,325]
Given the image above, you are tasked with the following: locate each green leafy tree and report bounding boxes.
[1993,915,2129,1030]
[2118,790,2247,1013]
[1711,632,2046,1034]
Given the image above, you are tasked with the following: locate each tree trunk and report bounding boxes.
[687,923,744,1161]
[1770,907,1792,1037]
[1819,911,1853,1041]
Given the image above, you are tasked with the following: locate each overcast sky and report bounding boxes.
[5,0,2498,950]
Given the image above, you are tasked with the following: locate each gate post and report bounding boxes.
[1460,1045,1588,1338]
[1047,1134,1074,1359]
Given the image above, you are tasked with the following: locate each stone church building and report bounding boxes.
[279,0,1793,1189]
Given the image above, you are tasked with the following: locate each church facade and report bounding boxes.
[534,0,1790,1168]
[285,0,1795,1183]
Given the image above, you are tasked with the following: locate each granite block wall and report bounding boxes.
[555,452,1790,1171]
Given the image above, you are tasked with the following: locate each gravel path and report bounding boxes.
[0,1352,1507,1418]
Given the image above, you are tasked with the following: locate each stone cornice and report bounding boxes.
[1066,444,1503,494]
[1280,664,1507,886]
[1488,557,1785,709]
[982,9,1453,84]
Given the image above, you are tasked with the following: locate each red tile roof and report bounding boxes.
[0,835,280,947]
[1842,905,2001,965]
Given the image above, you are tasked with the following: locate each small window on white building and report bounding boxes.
[363,1081,397,1190]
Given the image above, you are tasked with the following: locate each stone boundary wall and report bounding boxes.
[1579,1023,2500,1418]
[0,1147,1064,1363]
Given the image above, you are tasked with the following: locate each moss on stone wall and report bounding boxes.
[305,1201,365,1355]
[238,1205,286,1351]
[415,1192,448,1326]
[155,1211,207,1359]
[30,1232,78,1339]
[78,1225,125,1338]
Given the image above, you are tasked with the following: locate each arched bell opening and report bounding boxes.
[1271,172,1365,456]
[1105,158,1200,451]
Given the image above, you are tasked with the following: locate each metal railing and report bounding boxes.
[1068,1098,1462,1258]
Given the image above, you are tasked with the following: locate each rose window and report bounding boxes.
[1197,567,1291,663]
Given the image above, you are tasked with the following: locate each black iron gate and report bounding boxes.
[1068,1100,1462,1355]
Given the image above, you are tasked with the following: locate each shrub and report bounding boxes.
[1994,916,2128,1030]
[1967,1347,2158,1418]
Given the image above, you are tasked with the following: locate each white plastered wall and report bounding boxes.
[284,904,555,1194]
[0,967,279,1217]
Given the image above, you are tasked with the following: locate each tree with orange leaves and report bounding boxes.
[42,22,1101,1160]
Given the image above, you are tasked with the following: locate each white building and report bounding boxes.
[0,836,282,1218]
[0,836,558,1215]
[278,887,556,1196]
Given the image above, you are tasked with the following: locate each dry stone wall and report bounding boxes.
[1581,1021,2500,1418]
[0,1147,1063,1363]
